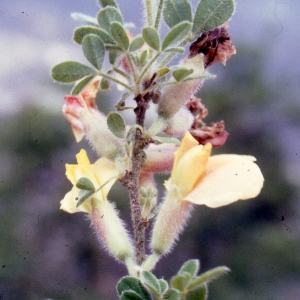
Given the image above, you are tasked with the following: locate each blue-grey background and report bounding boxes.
[1,1,300,299]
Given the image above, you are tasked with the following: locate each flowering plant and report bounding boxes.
[52,0,264,298]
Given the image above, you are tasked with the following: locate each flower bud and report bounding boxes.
[158,54,205,119]
[92,201,133,262]
[163,107,194,138]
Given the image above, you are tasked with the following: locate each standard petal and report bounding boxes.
[93,157,118,199]
[184,154,264,208]
[76,149,90,165]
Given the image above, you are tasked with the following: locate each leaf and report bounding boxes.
[97,6,123,33]
[186,266,230,290]
[51,61,95,83]
[120,291,143,300]
[139,49,148,66]
[110,22,130,51]
[185,285,207,300]
[98,0,118,8]
[157,67,170,78]
[163,288,180,300]
[141,271,160,296]
[76,190,94,207]
[163,0,192,28]
[107,112,126,138]
[74,26,114,44]
[129,35,145,52]
[170,274,191,291]
[142,27,160,51]
[172,68,194,81]
[178,259,200,278]
[109,51,119,64]
[158,279,168,295]
[71,12,98,26]
[162,21,191,50]
[192,0,235,34]
[164,47,185,53]
[82,34,105,70]
[100,77,110,89]
[71,75,95,95]
[76,177,95,191]
[117,277,151,300]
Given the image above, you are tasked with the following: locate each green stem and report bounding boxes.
[125,52,138,84]
[145,0,153,27]
[146,116,165,138]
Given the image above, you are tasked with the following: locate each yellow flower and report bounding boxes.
[60,149,118,214]
[168,132,264,207]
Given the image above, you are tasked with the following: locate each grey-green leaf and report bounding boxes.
[51,61,95,83]
[154,136,180,145]
[163,288,180,300]
[76,190,94,207]
[162,21,191,50]
[141,271,160,295]
[117,277,151,300]
[110,22,130,51]
[172,68,194,81]
[82,34,105,70]
[164,47,185,53]
[157,67,170,78]
[129,35,145,52]
[109,51,119,64]
[76,177,96,191]
[186,266,230,290]
[192,0,235,34]
[100,77,110,89]
[163,0,192,28]
[74,26,114,44]
[186,285,207,300]
[158,279,168,295]
[121,291,143,300]
[142,27,160,51]
[139,49,148,66]
[107,112,126,138]
[97,6,123,33]
[98,0,118,8]
[71,75,95,95]
[71,12,98,26]
[178,259,200,278]
[170,273,191,291]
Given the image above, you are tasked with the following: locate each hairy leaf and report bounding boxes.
[163,0,192,28]
[82,34,105,70]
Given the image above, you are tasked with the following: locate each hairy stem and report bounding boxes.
[154,0,164,30]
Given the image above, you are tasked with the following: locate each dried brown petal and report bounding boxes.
[189,120,229,147]
[189,23,236,68]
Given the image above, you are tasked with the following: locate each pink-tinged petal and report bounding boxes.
[184,155,264,208]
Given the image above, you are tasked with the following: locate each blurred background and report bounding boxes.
[1,0,300,299]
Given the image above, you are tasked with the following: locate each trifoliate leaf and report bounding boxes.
[107,112,126,138]
[98,0,118,8]
[71,75,95,95]
[142,27,160,51]
[51,61,95,83]
[82,34,105,70]
[172,68,194,81]
[178,259,200,278]
[110,22,130,51]
[97,6,123,33]
[162,21,191,50]
[76,177,96,191]
[163,0,192,28]
[192,0,235,34]
[129,35,145,52]
[74,26,114,44]
[117,276,151,300]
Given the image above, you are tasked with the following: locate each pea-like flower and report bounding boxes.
[150,132,264,257]
[60,149,118,214]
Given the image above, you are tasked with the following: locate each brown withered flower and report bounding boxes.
[186,97,229,147]
[189,23,236,68]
